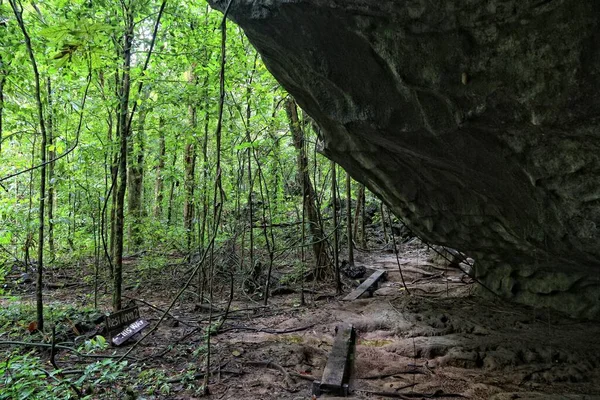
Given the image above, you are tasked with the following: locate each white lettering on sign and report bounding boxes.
[106,307,140,331]
[112,319,149,346]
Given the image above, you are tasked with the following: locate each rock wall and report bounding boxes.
[209,0,600,319]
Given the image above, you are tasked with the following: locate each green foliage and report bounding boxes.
[0,348,130,400]
[0,1,351,394]
[0,351,73,400]
[279,260,308,286]
[79,335,107,353]
[0,301,97,337]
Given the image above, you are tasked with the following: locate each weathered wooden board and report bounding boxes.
[112,319,149,346]
[106,305,140,340]
[343,269,387,301]
[312,324,356,397]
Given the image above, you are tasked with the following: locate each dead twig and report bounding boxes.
[218,324,315,335]
[50,326,59,370]
[0,341,138,361]
[243,361,295,389]
[123,295,195,327]
[289,371,318,382]
[361,369,427,379]
[356,389,465,399]
[409,273,443,285]
[35,367,83,399]
[166,365,240,384]
[140,327,201,362]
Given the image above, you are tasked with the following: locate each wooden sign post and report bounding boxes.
[105,305,148,346]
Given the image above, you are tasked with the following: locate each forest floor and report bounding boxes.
[2,240,600,399]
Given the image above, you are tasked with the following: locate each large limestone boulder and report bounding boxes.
[209,0,600,319]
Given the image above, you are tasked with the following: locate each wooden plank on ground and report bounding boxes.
[343,269,387,301]
[312,324,355,397]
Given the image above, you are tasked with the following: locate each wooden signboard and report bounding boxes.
[105,305,140,341]
[112,319,149,346]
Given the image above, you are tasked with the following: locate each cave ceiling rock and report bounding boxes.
[209,0,600,319]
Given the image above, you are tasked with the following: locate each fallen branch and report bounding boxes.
[355,389,464,399]
[166,365,240,384]
[218,324,315,335]
[123,295,195,327]
[361,369,427,379]
[410,273,443,285]
[140,327,201,362]
[35,367,82,399]
[0,341,138,361]
[46,282,79,289]
[290,371,318,382]
[243,361,295,389]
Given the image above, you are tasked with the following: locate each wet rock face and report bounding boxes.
[209,0,600,318]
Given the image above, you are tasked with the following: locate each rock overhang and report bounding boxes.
[209,0,600,318]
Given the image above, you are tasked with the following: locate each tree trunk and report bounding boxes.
[245,88,254,273]
[166,153,177,225]
[127,97,147,251]
[46,78,55,258]
[353,183,365,248]
[109,70,120,264]
[198,108,210,297]
[285,98,329,268]
[361,185,366,248]
[113,8,134,312]
[0,55,6,156]
[183,67,198,251]
[153,117,166,218]
[381,201,388,243]
[331,160,341,293]
[10,0,48,330]
[346,172,354,266]
[183,140,196,251]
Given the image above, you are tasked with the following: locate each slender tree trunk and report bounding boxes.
[346,172,354,266]
[0,56,6,156]
[153,117,166,218]
[10,0,48,330]
[361,185,366,248]
[198,109,210,297]
[353,183,365,247]
[113,7,134,311]
[110,70,120,263]
[381,201,388,243]
[105,109,116,278]
[46,78,55,258]
[183,67,198,251]
[331,161,340,293]
[25,136,37,273]
[166,153,177,225]
[183,139,196,251]
[127,98,147,251]
[285,98,329,269]
[245,89,254,273]
[255,154,276,306]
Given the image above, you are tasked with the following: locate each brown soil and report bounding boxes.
[4,240,600,399]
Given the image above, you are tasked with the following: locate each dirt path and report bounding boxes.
[4,241,600,399]
[201,242,600,399]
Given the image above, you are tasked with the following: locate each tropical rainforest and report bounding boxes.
[3,1,599,399]
[0,1,386,398]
